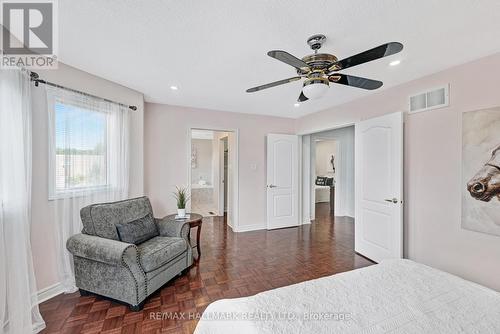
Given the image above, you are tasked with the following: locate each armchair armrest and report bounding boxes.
[67,233,138,266]
[155,217,190,239]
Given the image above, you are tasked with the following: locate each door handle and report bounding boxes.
[384,198,398,204]
[268,184,277,188]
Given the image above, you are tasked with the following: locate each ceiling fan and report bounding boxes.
[246,34,403,102]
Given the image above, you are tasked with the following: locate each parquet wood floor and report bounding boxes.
[39,203,374,334]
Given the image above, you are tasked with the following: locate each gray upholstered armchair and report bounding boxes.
[66,196,192,311]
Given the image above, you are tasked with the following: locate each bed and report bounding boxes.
[194,259,500,334]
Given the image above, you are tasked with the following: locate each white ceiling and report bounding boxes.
[58,0,500,118]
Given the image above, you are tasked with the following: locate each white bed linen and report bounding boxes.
[194,259,500,334]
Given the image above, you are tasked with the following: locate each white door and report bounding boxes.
[267,134,299,229]
[355,112,403,262]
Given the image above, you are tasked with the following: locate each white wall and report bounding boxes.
[30,63,144,292]
[144,103,295,232]
[297,53,500,291]
[313,140,336,204]
[315,140,336,177]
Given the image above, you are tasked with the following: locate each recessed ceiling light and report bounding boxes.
[389,60,401,66]
[294,103,300,107]
[170,85,178,90]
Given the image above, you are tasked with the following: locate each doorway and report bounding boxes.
[304,125,355,222]
[188,128,239,229]
[313,138,337,217]
[301,112,404,263]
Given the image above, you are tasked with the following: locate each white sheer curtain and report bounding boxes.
[46,87,130,292]
[0,69,46,333]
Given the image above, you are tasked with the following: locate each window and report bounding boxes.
[50,101,108,198]
[47,86,130,200]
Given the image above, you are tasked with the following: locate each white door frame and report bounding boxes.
[187,127,239,230]
[218,136,228,216]
[297,122,356,137]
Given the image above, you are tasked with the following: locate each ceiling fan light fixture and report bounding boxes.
[302,81,329,100]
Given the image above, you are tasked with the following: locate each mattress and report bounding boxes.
[194,259,500,334]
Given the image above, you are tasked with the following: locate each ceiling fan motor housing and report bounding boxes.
[297,53,338,75]
[303,77,329,87]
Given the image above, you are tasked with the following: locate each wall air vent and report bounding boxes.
[409,84,449,114]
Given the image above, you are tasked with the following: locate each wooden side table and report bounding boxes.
[164,213,203,264]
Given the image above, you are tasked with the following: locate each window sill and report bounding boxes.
[48,185,113,201]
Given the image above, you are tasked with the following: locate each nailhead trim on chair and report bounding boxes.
[136,248,150,295]
[121,244,147,306]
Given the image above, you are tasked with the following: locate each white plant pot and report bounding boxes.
[177,208,186,218]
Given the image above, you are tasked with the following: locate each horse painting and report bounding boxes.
[467,145,500,202]
[461,107,500,237]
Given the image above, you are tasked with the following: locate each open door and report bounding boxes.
[267,134,299,229]
[355,112,403,262]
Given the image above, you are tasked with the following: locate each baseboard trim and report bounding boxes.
[302,220,312,225]
[37,282,64,304]
[234,224,266,233]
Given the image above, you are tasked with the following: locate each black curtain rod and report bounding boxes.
[29,71,138,111]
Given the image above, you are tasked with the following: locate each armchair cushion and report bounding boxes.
[137,236,187,272]
[116,213,158,244]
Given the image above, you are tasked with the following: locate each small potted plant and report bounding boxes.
[173,186,190,218]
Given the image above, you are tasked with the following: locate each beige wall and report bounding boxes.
[30,53,500,293]
[144,103,295,232]
[297,52,500,291]
[31,63,144,291]
[191,139,213,185]
[315,140,336,177]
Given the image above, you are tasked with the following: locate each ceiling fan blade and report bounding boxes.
[246,76,302,93]
[267,50,310,70]
[329,74,383,90]
[329,42,403,72]
[298,91,308,102]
